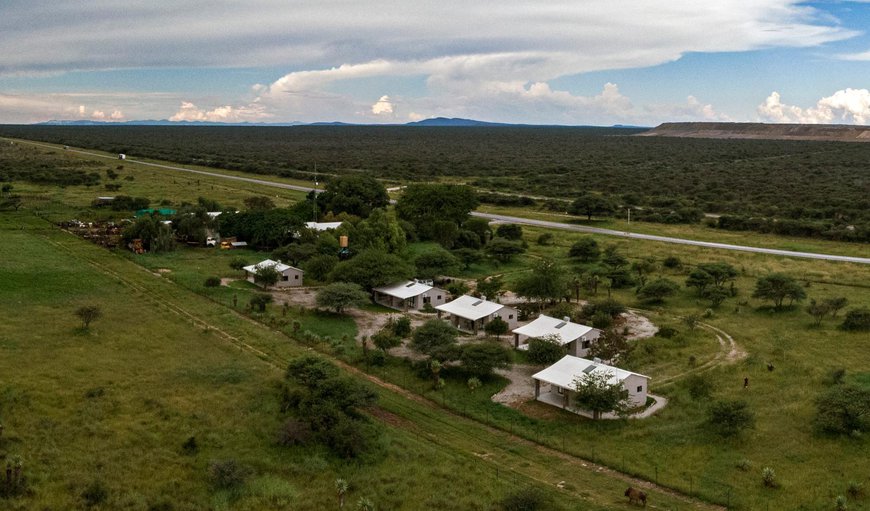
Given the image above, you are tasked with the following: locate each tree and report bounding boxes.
[485,237,525,263]
[806,299,832,326]
[121,216,175,253]
[568,237,600,263]
[586,328,631,361]
[389,316,412,337]
[495,223,523,241]
[219,209,302,250]
[573,370,630,419]
[329,249,414,291]
[475,275,503,301]
[75,305,102,329]
[254,265,280,288]
[316,282,369,313]
[685,268,715,295]
[484,317,509,339]
[320,175,389,218]
[569,193,616,220]
[705,287,730,308]
[631,258,657,287]
[527,336,566,365]
[825,297,848,318]
[303,254,338,282]
[414,247,460,279]
[273,243,317,266]
[249,293,272,312]
[410,320,459,359]
[697,262,738,289]
[706,400,755,437]
[453,248,483,270]
[514,258,568,305]
[814,385,870,435]
[396,184,478,241]
[348,208,407,254]
[371,328,401,353]
[460,343,511,377]
[229,256,248,275]
[243,195,275,211]
[636,278,679,303]
[752,273,807,310]
[461,217,492,246]
[840,307,870,331]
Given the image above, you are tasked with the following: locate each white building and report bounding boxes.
[512,314,601,355]
[305,221,344,232]
[532,355,649,415]
[435,295,519,333]
[243,259,304,288]
[373,280,447,311]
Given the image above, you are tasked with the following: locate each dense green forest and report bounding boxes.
[1,125,868,241]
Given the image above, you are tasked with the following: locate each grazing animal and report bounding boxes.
[624,487,647,506]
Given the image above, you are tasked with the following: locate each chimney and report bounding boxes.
[563,316,570,322]
[481,295,487,301]
[593,357,601,365]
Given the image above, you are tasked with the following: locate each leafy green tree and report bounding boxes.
[316,282,369,313]
[527,336,566,365]
[461,217,492,245]
[483,317,509,339]
[698,262,738,289]
[814,384,870,435]
[121,215,175,253]
[685,268,715,295]
[485,237,525,263]
[249,293,272,312]
[637,278,680,303]
[229,256,248,275]
[460,343,511,377]
[475,276,503,301]
[371,328,402,353]
[329,249,414,291]
[453,248,483,270]
[514,258,568,305]
[273,243,317,266]
[254,265,280,288]
[414,247,460,279]
[569,193,616,220]
[706,400,755,437]
[825,297,848,318]
[219,209,303,250]
[573,370,630,419]
[752,273,807,310]
[806,299,832,326]
[302,254,338,282]
[411,320,459,359]
[390,316,412,338]
[396,184,478,240]
[320,175,389,218]
[347,208,407,254]
[631,258,657,287]
[75,305,102,329]
[495,223,523,240]
[840,307,870,331]
[705,287,730,308]
[429,220,460,248]
[568,237,600,263]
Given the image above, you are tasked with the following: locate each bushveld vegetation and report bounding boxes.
[2,125,868,241]
[1,132,869,510]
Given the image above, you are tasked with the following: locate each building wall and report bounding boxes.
[623,374,649,407]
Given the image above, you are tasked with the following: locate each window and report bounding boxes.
[436,295,441,300]
[508,314,514,320]
[423,296,431,304]
[282,275,289,281]
[582,340,590,349]
[294,275,299,280]
[636,386,643,392]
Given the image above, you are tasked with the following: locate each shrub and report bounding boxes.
[657,326,678,338]
[590,311,612,329]
[249,293,272,312]
[82,480,108,507]
[762,467,778,488]
[181,436,198,455]
[277,419,312,446]
[840,308,870,331]
[467,377,482,391]
[204,276,221,287]
[499,487,552,511]
[527,336,565,365]
[814,385,870,435]
[391,316,412,338]
[735,459,752,472]
[367,350,387,367]
[847,481,864,499]
[707,400,755,437]
[836,495,848,511]
[536,233,554,246]
[662,256,682,269]
[208,459,250,490]
[684,374,713,400]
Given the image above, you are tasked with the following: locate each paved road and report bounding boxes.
[8,137,869,264]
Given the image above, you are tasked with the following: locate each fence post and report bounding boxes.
[655,465,658,485]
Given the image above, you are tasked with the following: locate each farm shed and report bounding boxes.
[243,259,304,288]
[373,280,447,311]
[532,355,649,414]
[512,314,601,355]
[435,295,518,333]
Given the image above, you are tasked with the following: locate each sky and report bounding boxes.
[1,1,870,126]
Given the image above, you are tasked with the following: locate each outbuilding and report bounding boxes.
[373,280,447,311]
[512,314,601,355]
[243,259,304,288]
[435,295,518,333]
[305,221,344,232]
[532,355,649,416]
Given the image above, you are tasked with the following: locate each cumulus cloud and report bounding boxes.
[371,95,394,115]
[757,89,870,124]
[0,92,143,123]
[169,101,272,123]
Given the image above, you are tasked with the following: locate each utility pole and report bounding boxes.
[312,163,318,223]
[627,207,631,225]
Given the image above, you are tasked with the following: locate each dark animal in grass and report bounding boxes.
[624,487,647,506]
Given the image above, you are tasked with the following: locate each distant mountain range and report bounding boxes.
[34,117,648,129]
[640,122,870,142]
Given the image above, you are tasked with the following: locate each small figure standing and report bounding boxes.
[743,377,750,388]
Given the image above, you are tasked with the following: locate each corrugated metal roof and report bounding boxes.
[243,259,302,275]
[435,295,505,321]
[532,355,648,389]
[512,314,595,345]
[373,280,435,300]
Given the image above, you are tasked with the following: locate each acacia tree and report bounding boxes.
[75,305,102,329]
[637,278,680,304]
[806,299,832,326]
[568,237,600,263]
[514,258,568,306]
[460,343,511,377]
[316,282,369,314]
[752,273,806,310]
[573,371,629,420]
[569,193,616,221]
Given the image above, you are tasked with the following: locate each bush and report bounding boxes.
[181,436,198,455]
[208,459,250,490]
[204,276,221,287]
[762,467,778,488]
[657,326,678,338]
[840,308,870,331]
[499,487,552,511]
[82,480,108,507]
[814,385,870,435]
[662,256,682,269]
[277,419,312,446]
[391,316,412,338]
[707,400,755,437]
[536,233,554,246]
[527,336,565,365]
[249,293,272,312]
[684,374,713,400]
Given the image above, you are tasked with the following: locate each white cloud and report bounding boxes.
[757,89,870,124]
[168,101,272,123]
[371,95,394,115]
